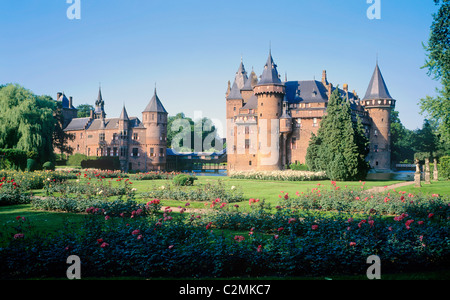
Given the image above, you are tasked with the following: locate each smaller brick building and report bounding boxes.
[59,87,168,172]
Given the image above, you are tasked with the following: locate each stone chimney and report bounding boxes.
[322,70,328,86]
[57,92,62,100]
[69,96,73,108]
[343,84,348,93]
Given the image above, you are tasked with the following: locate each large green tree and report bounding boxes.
[76,104,94,118]
[306,89,370,181]
[421,0,450,146]
[168,112,223,153]
[391,110,415,163]
[0,84,60,164]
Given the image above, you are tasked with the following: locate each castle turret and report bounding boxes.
[94,87,106,119]
[143,88,168,170]
[253,50,285,171]
[363,63,396,170]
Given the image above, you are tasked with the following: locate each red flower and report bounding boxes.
[100,242,109,248]
[349,242,356,247]
[257,245,262,253]
[311,225,318,230]
[428,213,434,219]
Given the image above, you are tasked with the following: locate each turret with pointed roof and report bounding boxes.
[144,88,168,114]
[363,63,393,101]
[234,58,248,90]
[94,86,106,119]
[119,105,129,121]
[363,62,395,171]
[257,50,283,86]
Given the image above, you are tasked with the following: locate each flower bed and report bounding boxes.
[229,170,328,181]
[1,186,449,279]
[141,181,244,203]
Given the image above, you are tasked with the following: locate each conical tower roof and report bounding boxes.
[234,58,248,90]
[119,105,129,120]
[227,81,243,100]
[257,50,282,85]
[363,63,393,100]
[143,88,168,113]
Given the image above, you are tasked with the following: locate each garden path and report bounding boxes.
[365,181,415,194]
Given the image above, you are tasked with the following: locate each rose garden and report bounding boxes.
[0,168,448,280]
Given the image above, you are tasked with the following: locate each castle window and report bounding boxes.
[120,147,126,157]
[99,133,105,142]
[132,148,139,157]
[249,161,252,166]
[150,148,154,157]
[113,147,118,156]
[313,118,318,127]
[374,145,378,152]
[234,107,236,111]
[374,130,378,136]
[133,133,139,141]
[160,148,164,157]
[245,139,250,149]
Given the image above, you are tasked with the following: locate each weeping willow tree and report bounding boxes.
[0,84,57,165]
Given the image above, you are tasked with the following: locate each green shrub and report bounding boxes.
[67,153,88,167]
[289,162,309,171]
[439,156,450,180]
[42,161,55,171]
[26,159,37,172]
[0,149,28,171]
[173,174,197,186]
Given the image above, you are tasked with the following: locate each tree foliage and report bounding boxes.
[76,104,94,118]
[0,84,59,165]
[421,0,450,145]
[306,89,370,181]
[168,112,223,152]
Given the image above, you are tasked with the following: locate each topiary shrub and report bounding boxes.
[26,159,37,172]
[42,161,55,171]
[173,174,197,186]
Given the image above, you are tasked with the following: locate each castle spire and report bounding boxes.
[119,105,129,121]
[258,49,282,85]
[363,63,393,100]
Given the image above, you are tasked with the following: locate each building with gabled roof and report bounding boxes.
[60,87,168,172]
[226,51,395,172]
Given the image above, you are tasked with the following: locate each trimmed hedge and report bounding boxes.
[440,156,450,180]
[0,149,28,171]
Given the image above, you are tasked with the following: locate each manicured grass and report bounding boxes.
[387,180,450,196]
[0,204,87,246]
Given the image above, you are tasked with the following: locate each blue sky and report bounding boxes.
[0,0,442,132]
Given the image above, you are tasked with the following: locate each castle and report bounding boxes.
[226,51,395,172]
[58,87,168,172]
